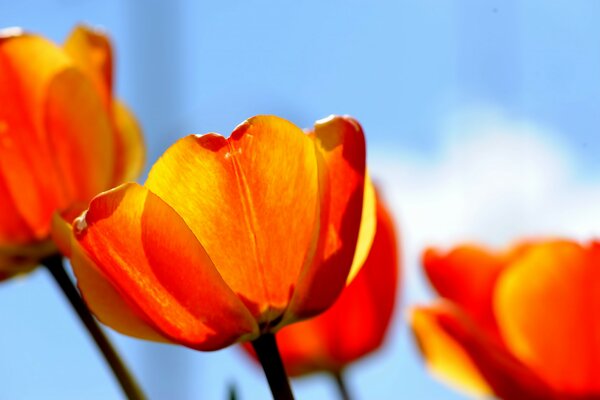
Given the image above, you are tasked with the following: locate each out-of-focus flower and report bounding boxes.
[242,189,399,376]
[69,115,375,351]
[0,25,144,279]
[411,240,600,399]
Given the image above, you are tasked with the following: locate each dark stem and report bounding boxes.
[251,333,295,400]
[332,371,352,400]
[42,254,146,400]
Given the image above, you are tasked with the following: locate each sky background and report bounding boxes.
[2,1,600,399]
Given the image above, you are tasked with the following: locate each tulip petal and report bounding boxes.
[411,303,553,399]
[275,193,398,375]
[72,239,170,343]
[0,170,32,244]
[495,241,600,394]
[0,34,71,236]
[63,25,112,107]
[112,100,145,183]
[411,305,492,397]
[45,67,115,203]
[145,116,321,325]
[346,173,376,284]
[73,183,258,350]
[424,245,511,332]
[286,115,366,320]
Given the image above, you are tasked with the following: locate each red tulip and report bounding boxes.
[411,240,600,399]
[69,115,375,351]
[0,25,144,279]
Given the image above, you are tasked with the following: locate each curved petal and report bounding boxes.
[346,173,376,284]
[275,192,399,376]
[0,169,32,244]
[72,239,171,343]
[111,100,145,183]
[145,116,321,325]
[45,67,115,203]
[495,240,600,394]
[424,245,515,333]
[0,33,71,236]
[411,302,554,400]
[286,115,366,320]
[63,25,112,107]
[73,183,258,350]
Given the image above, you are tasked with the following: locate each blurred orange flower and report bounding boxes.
[0,25,144,279]
[411,240,600,399]
[243,190,399,377]
[70,115,375,351]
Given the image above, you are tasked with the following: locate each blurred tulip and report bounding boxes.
[243,189,399,379]
[70,114,375,352]
[0,25,144,280]
[411,240,600,399]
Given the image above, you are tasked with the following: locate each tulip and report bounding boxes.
[69,115,373,398]
[0,25,144,280]
[0,25,145,399]
[411,240,600,399]
[242,189,398,399]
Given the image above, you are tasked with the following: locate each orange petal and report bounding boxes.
[71,238,170,343]
[73,183,258,350]
[423,245,509,332]
[286,115,366,320]
[145,116,321,325]
[275,192,399,376]
[495,240,600,394]
[411,303,554,399]
[63,25,113,107]
[44,67,115,203]
[111,100,145,183]
[0,33,71,236]
[0,168,33,244]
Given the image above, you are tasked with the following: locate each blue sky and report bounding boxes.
[2,1,600,399]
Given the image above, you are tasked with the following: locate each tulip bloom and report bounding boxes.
[243,191,399,377]
[0,25,144,279]
[69,115,373,351]
[411,240,600,399]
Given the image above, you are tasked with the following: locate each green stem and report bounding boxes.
[251,333,295,400]
[42,254,146,400]
[332,370,352,400]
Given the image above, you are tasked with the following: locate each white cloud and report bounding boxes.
[370,106,600,301]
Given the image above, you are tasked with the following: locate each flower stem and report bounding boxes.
[251,333,294,400]
[42,254,146,400]
[332,371,352,400]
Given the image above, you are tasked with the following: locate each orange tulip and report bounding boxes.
[243,190,399,377]
[411,240,600,399]
[0,25,144,279]
[69,115,375,351]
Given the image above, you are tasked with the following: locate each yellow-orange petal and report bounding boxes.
[0,33,71,236]
[346,173,376,284]
[45,67,115,203]
[71,239,170,343]
[286,115,366,320]
[63,25,112,107]
[73,183,258,350]
[145,116,321,325]
[411,303,554,400]
[411,305,493,397]
[495,241,600,395]
[111,100,145,183]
